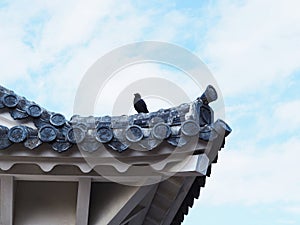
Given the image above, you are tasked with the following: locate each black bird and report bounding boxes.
[133,93,149,113]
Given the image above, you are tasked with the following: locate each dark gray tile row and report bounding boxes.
[0,85,231,153]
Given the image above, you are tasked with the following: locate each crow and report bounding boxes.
[133,93,149,113]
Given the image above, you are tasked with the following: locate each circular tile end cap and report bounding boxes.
[125,125,143,143]
[96,127,113,143]
[27,104,43,118]
[38,125,57,142]
[3,94,19,108]
[50,113,66,127]
[181,120,200,137]
[8,126,27,143]
[67,127,86,144]
[152,123,171,140]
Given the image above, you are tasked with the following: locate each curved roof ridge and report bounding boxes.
[0,84,231,153]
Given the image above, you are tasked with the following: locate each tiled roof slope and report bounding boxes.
[0,85,231,154]
[171,153,224,224]
[0,84,231,225]
[171,176,206,225]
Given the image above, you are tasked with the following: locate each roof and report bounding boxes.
[0,84,231,225]
[0,85,230,153]
[171,154,221,224]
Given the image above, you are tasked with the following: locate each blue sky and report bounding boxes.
[1,0,300,224]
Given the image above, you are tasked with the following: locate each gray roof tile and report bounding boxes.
[0,85,231,154]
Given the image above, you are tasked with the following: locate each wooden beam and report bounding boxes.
[120,205,146,225]
[108,184,156,225]
[162,177,196,225]
[0,176,14,225]
[129,183,158,225]
[76,178,91,225]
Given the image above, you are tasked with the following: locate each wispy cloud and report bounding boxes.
[201,0,300,96]
[284,206,300,215]
[0,0,203,117]
[197,136,300,207]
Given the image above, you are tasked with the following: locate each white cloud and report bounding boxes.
[93,63,200,116]
[284,206,300,215]
[274,100,300,131]
[198,137,300,206]
[201,0,300,96]
[0,0,202,117]
[246,98,300,143]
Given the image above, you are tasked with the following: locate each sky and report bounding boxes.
[1,0,300,224]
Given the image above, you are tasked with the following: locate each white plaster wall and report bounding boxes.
[14,181,77,225]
